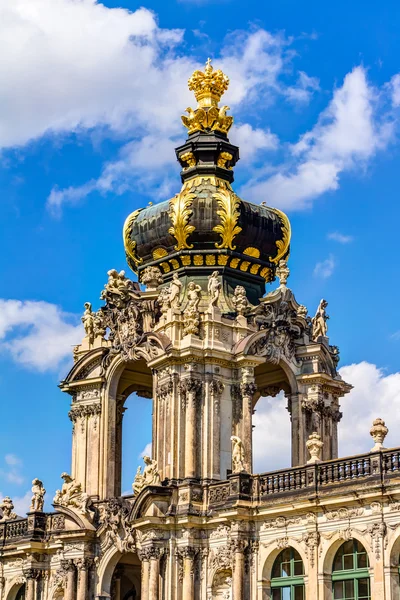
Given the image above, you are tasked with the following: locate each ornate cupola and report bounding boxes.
[123,59,290,305]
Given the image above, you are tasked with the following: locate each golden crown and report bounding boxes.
[188,58,230,107]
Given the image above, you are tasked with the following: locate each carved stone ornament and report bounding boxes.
[53,473,93,518]
[183,282,202,336]
[231,436,246,473]
[248,327,295,364]
[0,496,17,522]
[311,299,329,339]
[169,273,183,309]
[140,266,163,291]
[232,285,249,316]
[306,432,323,464]
[30,478,46,512]
[207,271,221,311]
[98,498,136,553]
[370,417,388,451]
[132,456,161,495]
[276,260,290,286]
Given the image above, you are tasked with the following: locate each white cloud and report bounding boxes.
[0,491,31,517]
[243,67,396,209]
[313,254,335,279]
[139,443,152,459]
[5,454,22,467]
[229,124,279,163]
[0,299,82,371]
[253,362,400,474]
[327,231,354,244]
[0,455,24,486]
[284,71,320,103]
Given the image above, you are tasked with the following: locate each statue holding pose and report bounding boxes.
[170,273,183,308]
[207,271,221,311]
[0,497,17,522]
[82,302,95,346]
[311,299,329,339]
[231,436,246,473]
[183,282,202,335]
[30,478,46,512]
[132,456,161,495]
[53,473,93,516]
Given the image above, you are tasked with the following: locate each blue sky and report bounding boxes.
[1,0,400,514]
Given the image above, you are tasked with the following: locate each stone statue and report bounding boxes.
[100,269,136,308]
[231,436,245,473]
[158,286,171,315]
[82,302,95,346]
[132,456,161,495]
[30,478,46,512]
[169,273,183,309]
[297,305,308,318]
[141,266,163,291]
[370,418,389,451]
[207,271,221,311]
[276,260,290,287]
[53,473,93,516]
[306,432,324,464]
[0,497,17,522]
[232,285,249,316]
[311,299,329,339]
[183,282,202,336]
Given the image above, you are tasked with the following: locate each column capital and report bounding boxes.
[240,382,257,397]
[139,545,164,562]
[75,557,94,571]
[60,559,76,573]
[231,538,248,553]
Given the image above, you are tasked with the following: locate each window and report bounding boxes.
[332,540,370,600]
[271,548,305,600]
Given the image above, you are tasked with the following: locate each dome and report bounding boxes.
[123,60,290,303]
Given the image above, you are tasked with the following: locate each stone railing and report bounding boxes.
[207,448,400,507]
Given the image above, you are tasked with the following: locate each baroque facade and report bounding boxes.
[1,60,400,600]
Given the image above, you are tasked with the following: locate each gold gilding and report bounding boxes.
[123,208,143,273]
[160,262,171,273]
[217,255,229,266]
[170,259,179,270]
[168,189,196,251]
[213,188,242,251]
[217,151,233,169]
[250,264,261,275]
[269,207,291,264]
[240,261,250,272]
[230,258,240,268]
[180,151,196,169]
[181,255,191,266]
[152,247,168,260]
[194,255,204,266]
[205,254,216,265]
[243,247,260,258]
[260,267,272,281]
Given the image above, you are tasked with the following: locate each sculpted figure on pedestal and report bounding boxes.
[132,456,161,495]
[231,436,246,473]
[183,282,202,335]
[82,302,95,345]
[276,260,290,287]
[207,271,221,311]
[0,497,17,522]
[30,478,46,512]
[170,273,183,308]
[312,299,329,339]
[53,473,93,516]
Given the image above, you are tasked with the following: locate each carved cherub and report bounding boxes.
[187,282,201,312]
[30,478,46,512]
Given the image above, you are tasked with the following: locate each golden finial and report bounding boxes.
[181,59,233,135]
[188,58,230,108]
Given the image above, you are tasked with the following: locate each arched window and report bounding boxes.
[271,547,305,599]
[332,539,370,599]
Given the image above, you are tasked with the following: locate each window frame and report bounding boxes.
[271,548,305,599]
[332,539,370,600]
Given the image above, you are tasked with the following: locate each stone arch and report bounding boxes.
[385,529,400,598]
[320,532,373,600]
[5,578,25,600]
[210,569,232,599]
[260,541,308,599]
[96,545,124,597]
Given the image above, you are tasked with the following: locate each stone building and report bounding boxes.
[1,60,400,600]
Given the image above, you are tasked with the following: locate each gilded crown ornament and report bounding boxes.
[181,59,233,135]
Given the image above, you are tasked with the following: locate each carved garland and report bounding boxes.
[123,208,143,272]
[168,189,196,250]
[213,188,242,250]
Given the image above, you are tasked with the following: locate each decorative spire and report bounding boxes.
[181,59,233,136]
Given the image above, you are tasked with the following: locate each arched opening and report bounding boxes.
[114,359,153,497]
[332,540,370,600]
[270,547,305,599]
[211,569,232,599]
[15,585,25,600]
[253,361,292,473]
[111,554,142,600]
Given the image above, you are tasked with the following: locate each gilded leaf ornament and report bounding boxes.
[123,208,143,272]
[213,188,242,250]
[168,189,196,251]
[269,207,291,264]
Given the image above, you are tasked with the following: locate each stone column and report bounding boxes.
[210,380,224,480]
[62,560,76,600]
[140,553,150,600]
[76,558,92,600]
[148,548,161,600]
[240,381,257,473]
[181,547,197,600]
[182,378,202,480]
[23,570,37,600]
[232,540,246,600]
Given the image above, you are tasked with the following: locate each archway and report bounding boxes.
[111,554,142,600]
[252,361,293,473]
[270,547,305,599]
[331,539,370,600]
[211,569,232,599]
